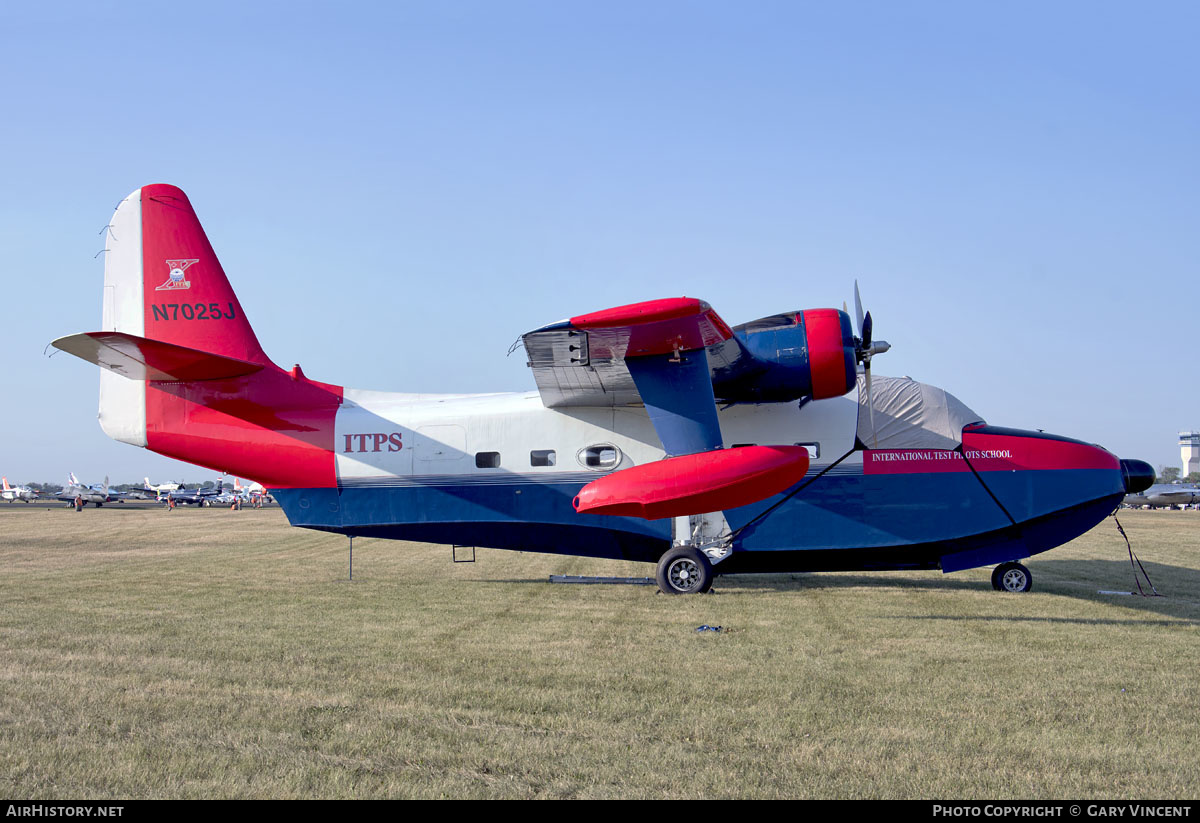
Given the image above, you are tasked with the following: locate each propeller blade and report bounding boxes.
[852,281,889,373]
[853,280,865,338]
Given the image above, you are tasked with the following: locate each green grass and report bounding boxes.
[0,504,1196,798]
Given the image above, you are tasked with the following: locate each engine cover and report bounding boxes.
[711,309,857,403]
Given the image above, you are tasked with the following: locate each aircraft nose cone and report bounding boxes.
[1120,459,1155,494]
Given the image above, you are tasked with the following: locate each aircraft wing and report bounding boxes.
[521,298,751,456]
[521,297,812,518]
[522,297,744,410]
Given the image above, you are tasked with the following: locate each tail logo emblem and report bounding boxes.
[156,258,200,291]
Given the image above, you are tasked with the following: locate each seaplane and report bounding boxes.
[52,185,1154,594]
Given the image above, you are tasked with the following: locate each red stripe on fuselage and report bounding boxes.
[863,431,1119,475]
[145,367,342,489]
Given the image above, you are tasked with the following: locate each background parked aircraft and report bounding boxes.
[56,473,111,506]
[1124,484,1200,508]
[143,477,182,498]
[1,478,37,503]
[167,480,235,507]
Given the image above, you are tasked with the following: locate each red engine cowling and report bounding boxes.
[713,308,857,403]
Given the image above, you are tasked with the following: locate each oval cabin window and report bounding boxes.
[578,444,621,470]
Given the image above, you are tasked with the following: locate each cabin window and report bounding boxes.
[578,444,621,470]
[475,451,501,469]
[530,450,556,467]
[731,443,757,448]
[794,442,820,459]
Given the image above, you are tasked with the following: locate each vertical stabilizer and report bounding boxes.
[97,185,276,448]
[66,185,342,490]
[137,185,270,364]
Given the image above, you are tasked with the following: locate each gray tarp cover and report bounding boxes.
[856,374,984,451]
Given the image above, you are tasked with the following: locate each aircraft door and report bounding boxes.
[414,424,469,475]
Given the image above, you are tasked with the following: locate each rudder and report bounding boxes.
[136,184,270,365]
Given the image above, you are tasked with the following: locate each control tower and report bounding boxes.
[1182,431,1200,478]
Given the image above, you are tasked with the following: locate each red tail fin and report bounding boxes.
[54,185,342,490]
[140,185,272,365]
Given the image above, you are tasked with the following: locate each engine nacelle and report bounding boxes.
[712,308,857,403]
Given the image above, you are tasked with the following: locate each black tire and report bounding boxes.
[655,547,713,595]
[992,562,1032,593]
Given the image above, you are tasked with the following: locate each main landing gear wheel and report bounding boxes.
[991,562,1033,593]
[655,547,714,595]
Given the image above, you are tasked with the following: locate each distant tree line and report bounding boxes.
[1157,467,1200,484]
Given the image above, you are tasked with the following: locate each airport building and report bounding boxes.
[1182,431,1200,477]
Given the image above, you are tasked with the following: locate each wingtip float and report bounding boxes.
[573,445,811,520]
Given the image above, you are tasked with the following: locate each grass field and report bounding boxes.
[0,503,1196,799]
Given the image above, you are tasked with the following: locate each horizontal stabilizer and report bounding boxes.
[52,332,265,382]
[573,445,811,520]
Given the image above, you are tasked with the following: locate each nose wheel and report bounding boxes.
[656,546,714,594]
[991,562,1032,593]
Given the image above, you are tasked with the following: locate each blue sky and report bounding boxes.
[2,1,1196,484]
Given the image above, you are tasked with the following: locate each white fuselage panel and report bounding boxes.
[334,387,861,485]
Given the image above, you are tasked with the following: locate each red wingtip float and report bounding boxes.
[574,446,810,520]
[54,185,1154,594]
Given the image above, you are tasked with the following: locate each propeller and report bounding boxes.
[851,281,890,448]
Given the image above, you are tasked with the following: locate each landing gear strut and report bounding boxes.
[655,546,714,595]
[991,562,1032,593]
